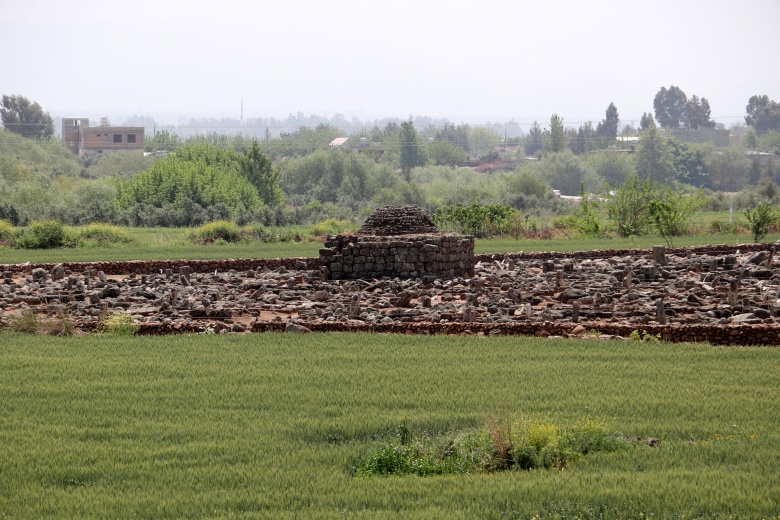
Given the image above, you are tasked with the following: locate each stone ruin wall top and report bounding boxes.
[319,205,475,280]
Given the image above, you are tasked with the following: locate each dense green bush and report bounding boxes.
[354,415,631,478]
[187,220,242,243]
[74,223,134,247]
[15,220,66,249]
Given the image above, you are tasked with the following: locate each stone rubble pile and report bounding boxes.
[1,244,779,345]
[356,205,439,236]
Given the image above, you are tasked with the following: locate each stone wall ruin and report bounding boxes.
[319,205,474,280]
[320,234,475,280]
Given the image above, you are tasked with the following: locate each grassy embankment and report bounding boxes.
[1,333,778,518]
[1,217,778,265]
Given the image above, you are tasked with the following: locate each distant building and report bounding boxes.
[329,137,350,148]
[670,127,730,147]
[62,118,144,156]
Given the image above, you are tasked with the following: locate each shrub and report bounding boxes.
[187,220,242,243]
[311,218,354,236]
[648,186,705,247]
[4,309,40,333]
[41,309,77,337]
[605,174,653,237]
[0,219,14,246]
[573,182,602,236]
[242,223,267,241]
[15,220,66,249]
[433,202,518,237]
[75,223,133,246]
[707,218,746,235]
[744,203,777,242]
[94,311,139,336]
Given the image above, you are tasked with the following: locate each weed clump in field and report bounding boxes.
[353,415,634,478]
[2,308,79,336]
[188,220,243,243]
[4,309,40,333]
[629,329,661,342]
[74,223,135,247]
[94,311,139,336]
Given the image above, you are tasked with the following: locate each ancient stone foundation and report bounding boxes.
[320,234,475,280]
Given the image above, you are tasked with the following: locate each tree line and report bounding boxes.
[1,91,780,232]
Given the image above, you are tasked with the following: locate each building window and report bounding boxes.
[127,134,136,144]
[113,134,122,143]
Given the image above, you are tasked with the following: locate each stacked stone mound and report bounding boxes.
[357,205,439,236]
[321,205,472,280]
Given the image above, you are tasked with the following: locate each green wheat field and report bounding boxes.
[1,332,778,518]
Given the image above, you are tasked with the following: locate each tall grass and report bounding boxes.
[1,333,778,518]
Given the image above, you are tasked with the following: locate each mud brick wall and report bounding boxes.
[320,234,474,280]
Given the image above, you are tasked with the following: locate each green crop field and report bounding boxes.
[1,333,778,518]
[2,226,778,265]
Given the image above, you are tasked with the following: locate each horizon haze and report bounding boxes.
[2,0,779,129]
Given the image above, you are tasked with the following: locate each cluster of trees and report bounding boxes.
[652,86,715,129]
[2,92,780,234]
[0,95,54,139]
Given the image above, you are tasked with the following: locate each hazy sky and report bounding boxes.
[2,0,779,128]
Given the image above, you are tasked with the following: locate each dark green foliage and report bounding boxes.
[428,140,468,166]
[115,143,264,220]
[585,149,634,186]
[639,112,656,131]
[435,122,471,152]
[571,122,597,154]
[596,102,619,140]
[574,182,602,236]
[606,174,654,237]
[15,220,65,249]
[538,149,601,196]
[0,202,20,225]
[0,94,54,139]
[636,125,675,182]
[398,121,427,180]
[281,148,396,210]
[669,137,708,187]
[654,85,687,129]
[241,140,284,205]
[608,175,704,241]
[544,114,567,153]
[745,94,780,133]
[524,120,544,156]
[744,203,777,242]
[648,200,677,247]
[685,95,715,129]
